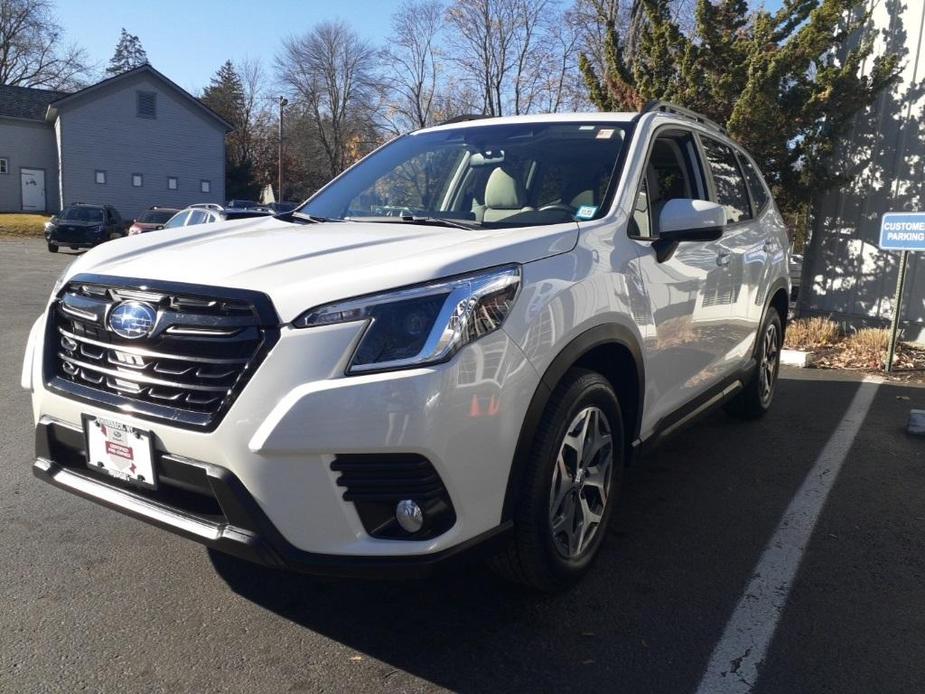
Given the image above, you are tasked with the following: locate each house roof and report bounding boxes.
[47,64,233,131]
[0,85,70,120]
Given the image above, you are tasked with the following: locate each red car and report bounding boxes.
[127,207,180,235]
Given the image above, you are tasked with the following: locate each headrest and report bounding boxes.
[484,167,526,209]
[570,190,595,208]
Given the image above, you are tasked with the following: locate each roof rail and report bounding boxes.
[641,101,726,134]
[189,202,224,211]
[438,113,488,126]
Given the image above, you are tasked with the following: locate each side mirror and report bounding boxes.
[653,199,726,262]
[154,225,164,230]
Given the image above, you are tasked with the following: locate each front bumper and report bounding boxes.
[34,419,511,577]
[27,314,539,566]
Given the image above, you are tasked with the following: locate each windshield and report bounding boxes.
[301,121,628,228]
[59,206,104,222]
[138,210,175,224]
[163,211,189,229]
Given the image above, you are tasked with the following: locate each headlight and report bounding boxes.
[295,265,521,374]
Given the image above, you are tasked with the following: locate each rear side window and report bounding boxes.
[738,155,769,212]
[700,137,751,223]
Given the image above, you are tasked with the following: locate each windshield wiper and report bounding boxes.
[288,211,342,224]
[346,215,478,231]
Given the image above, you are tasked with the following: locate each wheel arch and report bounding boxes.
[501,324,644,522]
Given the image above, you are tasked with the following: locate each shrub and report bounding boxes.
[784,317,840,350]
[842,328,891,368]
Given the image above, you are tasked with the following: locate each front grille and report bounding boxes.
[46,274,279,430]
[331,454,456,539]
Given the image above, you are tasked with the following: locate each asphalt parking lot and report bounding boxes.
[2,237,925,693]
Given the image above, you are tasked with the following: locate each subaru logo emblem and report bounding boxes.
[108,301,156,339]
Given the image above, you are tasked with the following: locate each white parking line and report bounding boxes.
[695,380,880,694]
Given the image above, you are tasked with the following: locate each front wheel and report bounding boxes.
[47,242,58,253]
[491,368,624,591]
[725,307,782,419]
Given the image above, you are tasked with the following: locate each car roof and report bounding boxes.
[415,111,638,135]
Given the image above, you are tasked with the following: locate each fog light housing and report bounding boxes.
[395,499,424,533]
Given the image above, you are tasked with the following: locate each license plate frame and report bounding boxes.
[82,414,158,490]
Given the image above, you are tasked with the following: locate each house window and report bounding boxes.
[167,176,178,190]
[200,179,211,193]
[0,158,8,175]
[132,173,143,187]
[137,91,157,119]
[95,170,106,184]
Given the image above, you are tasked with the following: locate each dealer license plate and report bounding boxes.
[83,414,157,489]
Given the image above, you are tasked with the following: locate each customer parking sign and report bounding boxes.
[880,212,925,251]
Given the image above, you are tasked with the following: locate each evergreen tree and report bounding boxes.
[105,28,148,77]
[579,0,901,246]
[201,61,258,199]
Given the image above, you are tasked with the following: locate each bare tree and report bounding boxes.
[276,20,380,177]
[0,0,88,89]
[383,0,444,132]
[237,56,270,167]
[446,0,519,116]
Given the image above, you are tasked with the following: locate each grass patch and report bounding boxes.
[0,213,50,237]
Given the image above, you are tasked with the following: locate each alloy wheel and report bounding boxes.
[549,406,614,559]
[759,322,780,405]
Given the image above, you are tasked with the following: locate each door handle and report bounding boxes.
[716,252,731,267]
[763,240,774,253]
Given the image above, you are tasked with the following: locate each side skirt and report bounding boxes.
[631,357,756,461]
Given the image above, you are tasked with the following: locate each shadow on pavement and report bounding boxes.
[209,377,869,693]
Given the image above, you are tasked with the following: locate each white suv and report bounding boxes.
[22,102,789,590]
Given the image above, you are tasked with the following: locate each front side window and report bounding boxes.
[187,210,208,225]
[630,130,704,238]
[302,122,628,228]
[700,137,752,224]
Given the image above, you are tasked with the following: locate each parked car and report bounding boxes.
[789,252,803,305]
[44,203,126,253]
[225,199,262,209]
[24,102,790,591]
[127,207,180,235]
[161,203,272,229]
[268,201,299,214]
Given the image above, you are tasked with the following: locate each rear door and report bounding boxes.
[698,136,765,361]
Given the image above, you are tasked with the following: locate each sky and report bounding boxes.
[55,0,398,94]
[56,0,786,95]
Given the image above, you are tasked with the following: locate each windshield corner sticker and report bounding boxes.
[576,205,598,220]
[596,128,615,139]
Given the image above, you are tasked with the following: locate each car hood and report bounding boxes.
[63,216,578,322]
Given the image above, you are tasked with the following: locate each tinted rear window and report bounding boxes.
[138,210,176,223]
[739,155,769,212]
[700,137,752,223]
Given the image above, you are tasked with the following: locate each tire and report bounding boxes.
[47,243,58,253]
[724,307,782,420]
[490,368,624,591]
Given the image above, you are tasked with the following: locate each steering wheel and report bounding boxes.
[538,204,575,213]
